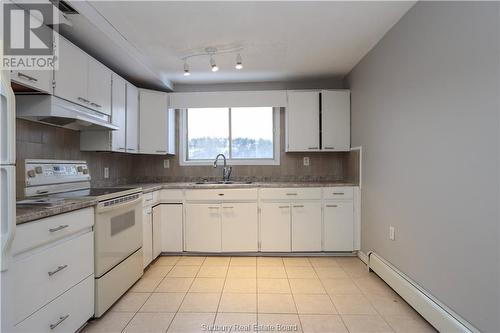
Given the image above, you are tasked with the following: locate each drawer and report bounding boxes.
[322,187,354,200]
[13,275,94,333]
[160,189,184,202]
[259,188,321,200]
[9,231,94,324]
[12,207,94,255]
[185,189,258,201]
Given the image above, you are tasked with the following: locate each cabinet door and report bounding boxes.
[154,204,183,253]
[286,91,320,152]
[111,75,126,152]
[126,83,139,153]
[291,202,322,252]
[11,70,52,94]
[323,201,354,251]
[321,90,350,151]
[53,37,88,107]
[221,203,258,252]
[142,207,153,268]
[185,204,221,252]
[88,58,112,115]
[152,208,162,259]
[260,203,291,252]
[139,90,168,154]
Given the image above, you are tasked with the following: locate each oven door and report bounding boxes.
[94,193,143,278]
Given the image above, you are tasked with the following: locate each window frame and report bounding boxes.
[179,107,280,166]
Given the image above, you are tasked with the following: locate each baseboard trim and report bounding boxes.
[357,250,368,264]
[160,252,357,257]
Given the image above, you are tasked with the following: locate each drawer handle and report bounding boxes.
[49,225,69,233]
[222,206,234,209]
[218,193,224,196]
[333,193,344,195]
[208,206,219,209]
[48,264,68,276]
[324,146,335,150]
[308,147,319,150]
[49,314,70,329]
[286,193,297,196]
[278,206,289,209]
[326,204,338,208]
[17,72,38,82]
[293,205,304,208]
[156,150,167,153]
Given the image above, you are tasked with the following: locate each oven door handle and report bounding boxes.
[96,196,143,214]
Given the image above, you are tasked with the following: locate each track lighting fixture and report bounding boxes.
[181,46,243,76]
[235,53,243,70]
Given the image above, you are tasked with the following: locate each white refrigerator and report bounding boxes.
[0,70,16,271]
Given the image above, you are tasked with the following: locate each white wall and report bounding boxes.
[346,2,499,332]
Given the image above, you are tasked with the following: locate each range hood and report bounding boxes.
[16,95,119,131]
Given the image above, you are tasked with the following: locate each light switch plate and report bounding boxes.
[303,157,310,166]
[104,167,109,179]
[163,159,170,169]
[389,226,395,240]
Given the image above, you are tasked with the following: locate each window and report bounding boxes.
[181,107,279,165]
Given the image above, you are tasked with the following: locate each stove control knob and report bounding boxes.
[27,170,36,178]
[77,166,83,172]
[35,166,43,174]
[82,169,89,175]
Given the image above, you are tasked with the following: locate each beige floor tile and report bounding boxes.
[111,292,151,312]
[167,312,216,333]
[139,293,185,313]
[197,265,228,278]
[227,266,256,278]
[341,262,370,279]
[283,257,312,267]
[203,257,231,266]
[257,266,287,278]
[315,267,349,279]
[258,294,297,314]
[144,265,173,278]
[214,313,258,332]
[257,257,284,266]
[289,279,326,294]
[219,293,257,313]
[286,266,318,279]
[341,314,394,333]
[331,294,377,315]
[167,265,200,278]
[258,313,302,332]
[309,257,340,268]
[123,312,175,333]
[293,294,337,314]
[257,278,291,294]
[156,256,180,266]
[299,314,348,333]
[224,278,257,293]
[383,315,437,333]
[176,256,206,266]
[131,277,163,293]
[179,293,220,312]
[230,257,257,266]
[365,294,416,316]
[322,278,363,295]
[354,276,397,297]
[335,257,363,266]
[189,278,225,293]
[83,312,135,333]
[155,278,194,293]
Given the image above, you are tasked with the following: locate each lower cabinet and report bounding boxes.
[221,203,258,252]
[323,201,354,251]
[142,206,153,268]
[260,203,291,252]
[153,204,183,253]
[291,202,322,252]
[185,203,222,252]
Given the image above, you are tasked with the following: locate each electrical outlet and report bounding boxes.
[163,159,170,169]
[389,226,395,240]
[104,167,109,179]
[303,157,310,166]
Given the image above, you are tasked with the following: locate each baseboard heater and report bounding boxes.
[367,252,478,333]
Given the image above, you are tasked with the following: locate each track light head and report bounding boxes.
[210,56,219,72]
[235,53,243,70]
[183,62,190,76]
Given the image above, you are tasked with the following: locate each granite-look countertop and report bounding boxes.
[16,197,98,225]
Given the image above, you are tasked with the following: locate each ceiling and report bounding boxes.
[63,1,415,90]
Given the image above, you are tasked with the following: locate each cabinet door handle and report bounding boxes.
[49,225,69,233]
[156,150,167,153]
[222,206,234,209]
[77,97,90,103]
[308,147,319,150]
[326,204,338,208]
[48,264,68,276]
[324,146,335,150]
[278,205,289,209]
[285,193,297,196]
[118,147,125,150]
[17,72,38,82]
[49,314,70,329]
[333,192,344,195]
[90,102,102,108]
[208,206,219,209]
[293,205,304,208]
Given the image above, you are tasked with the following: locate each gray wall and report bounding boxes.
[346,2,499,332]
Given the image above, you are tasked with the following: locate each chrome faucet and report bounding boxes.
[213,154,232,182]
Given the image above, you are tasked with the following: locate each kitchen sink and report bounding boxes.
[194,181,253,185]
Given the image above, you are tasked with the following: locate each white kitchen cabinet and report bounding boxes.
[152,213,162,259]
[185,203,221,252]
[111,75,127,152]
[221,203,258,252]
[323,201,354,251]
[321,90,350,151]
[10,70,52,94]
[142,207,153,268]
[153,204,183,253]
[126,83,139,153]
[87,58,112,115]
[291,202,322,252]
[286,90,320,152]
[260,203,291,252]
[139,89,175,155]
[54,37,88,107]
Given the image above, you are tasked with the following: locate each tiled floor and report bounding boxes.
[83,256,437,333]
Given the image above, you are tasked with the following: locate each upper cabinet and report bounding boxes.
[10,70,52,94]
[54,37,111,115]
[286,90,350,152]
[110,75,127,152]
[138,89,175,155]
[126,83,139,153]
